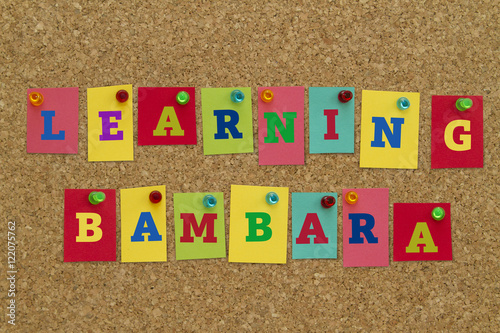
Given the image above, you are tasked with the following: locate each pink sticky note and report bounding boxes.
[27,87,79,154]
[342,188,389,267]
[258,86,304,165]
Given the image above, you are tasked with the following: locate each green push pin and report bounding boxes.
[176,91,190,105]
[89,191,106,205]
[431,207,445,221]
[456,98,473,111]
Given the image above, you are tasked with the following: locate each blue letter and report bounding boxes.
[130,212,163,242]
[348,213,378,244]
[371,117,404,148]
[213,109,243,139]
[41,111,65,140]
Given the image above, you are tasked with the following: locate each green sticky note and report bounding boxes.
[201,87,254,155]
[173,192,227,260]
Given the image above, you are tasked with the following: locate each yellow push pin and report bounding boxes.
[29,92,44,106]
[261,89,274,103]
[345,191,358,205]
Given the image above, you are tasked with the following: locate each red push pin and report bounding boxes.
[338,90,353,103]
[149,191,162,204]
[116,90,129,103]
[321,196,336,208]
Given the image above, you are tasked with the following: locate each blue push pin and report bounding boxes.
[203,194,217,208]
[265,192,279,205]
[230,89,245,103]
[397,97,410,110]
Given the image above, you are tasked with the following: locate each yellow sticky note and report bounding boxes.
[360,90,420,169]
[87,84,134,161]
[228,185,289,264]
[120,186,166,262]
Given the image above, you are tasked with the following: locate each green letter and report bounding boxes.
[245,212,272,242]
[264,112,297,143]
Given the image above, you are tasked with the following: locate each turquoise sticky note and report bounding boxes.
[292,192,338,259]
[309,87,354,153]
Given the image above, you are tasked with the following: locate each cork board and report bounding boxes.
[2,0,499,331]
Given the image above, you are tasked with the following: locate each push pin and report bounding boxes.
[397,97,410,110]
[265,192,279,205]
[89,191,106,205]
[176,91,190,105]
[116,90,129,103]
[456,98,473,111]
[230,89,245,103]
[261,89,274,103]
[338,90,353,103]
[321,196,336,208]
[149,190,162,204]
[345,191,358,205]
[431,207,445,221]
[29,92,44,106]
[203,194,217,208]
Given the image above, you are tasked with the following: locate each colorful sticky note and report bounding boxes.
[309,87,354,153]
[292,192,338,259]
[228,185,289,264]
[64,189,116,262]
[87,84,134,161]
[342,188,389,267]
[138,87,197,146]
[201,87,253,155]
[120,186,167,262]
[173,192,226,260]
[393,203,452,261]
[431,96,483,168]
[27,87,79,154]
[360,90,420,169]
[258,86,305,165]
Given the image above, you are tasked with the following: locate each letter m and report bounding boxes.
[179,213,218,243]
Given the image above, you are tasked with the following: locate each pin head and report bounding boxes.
[338,90,353,103]
[265,192,279,205]
[431,207,445,221]
[203,194,217,208]
[116,90,129,103]
[345,191,358,205]
[176,91,190,105]
[230,90,245,103]
[89,191,106,205]
[261,89,274,103]
[456,98,473,111]
[397,97,410,110]
[321,196,336,208]
[29,92,44,106]
[149,190,162,204]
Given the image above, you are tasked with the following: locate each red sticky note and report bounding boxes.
[258,86,305,165]
[431,95,483,168]
[27,87,79,154]
[342,188,389,267]
[393,203,452,261]
[64,189,116,262]
[138,87,197,145]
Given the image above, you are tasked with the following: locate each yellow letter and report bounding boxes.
[406,222,438,253]
[153,106,185,136]
[444,119,471,151]
[75,213,103,242]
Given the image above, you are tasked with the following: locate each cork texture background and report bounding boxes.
[1,0,499,331]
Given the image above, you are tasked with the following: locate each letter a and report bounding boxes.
[296,213,329,244]
[406,222,438,253]
[130,212,163,242]
[153,106,185,136]
[75,213,103,242]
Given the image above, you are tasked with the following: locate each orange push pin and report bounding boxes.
[261,89,274,103]
[345,191,358,205]
[29,92,44,106]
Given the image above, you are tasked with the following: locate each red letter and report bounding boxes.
[180,213,217,243]
[296,213,329,244]
[324,109,339,140]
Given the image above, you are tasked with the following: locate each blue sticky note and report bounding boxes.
[309,87,355,153]
[292,192,338,259]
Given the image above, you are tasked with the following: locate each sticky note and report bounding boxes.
[309,87,354,153]
[292,192,338,259]
[120,186,167,262]
[173,192,226,260]
[138,87,197,146]
[87,84,133,161]
[342,188,389,267]
[64,189,116,262]
[360,90,420,169]
[201,87,253,155]
[431,96,483,168]
[258,86,305,165]
[393,203,452,261]
[27,87,78,154]
[229,185,289,264]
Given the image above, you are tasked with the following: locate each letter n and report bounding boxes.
[296,213,329,244]
[264,112,297,143]
[371,117,404,148]
[179,213,217,243]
